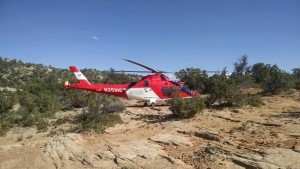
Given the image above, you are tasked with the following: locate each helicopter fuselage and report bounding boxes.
[65,60,200,106]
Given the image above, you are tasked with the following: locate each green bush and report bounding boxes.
[74,112,122,133]
[231,55,253,87]
[0,122,13,136]
[203,73,264,108]
[205,74,237,106]
[251,63,294,95]
[225,93,264,108]
[87,94,125,114]
[0,57,142,135]
[0,91,16,122]
[175,68,209,93]
[246,95,264,107]
[169,97,206,119]
[15,109,49,132]
[62,90,88,109]
[292,68,300,89]
[226,93,248,107]
[73,94,124,133]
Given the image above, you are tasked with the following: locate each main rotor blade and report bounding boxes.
[123,59,158,73]
[159,71,176,73]
[112,70,152,73]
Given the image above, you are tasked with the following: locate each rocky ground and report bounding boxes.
[1,91,300,169]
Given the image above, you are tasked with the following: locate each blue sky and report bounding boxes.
[0,0,299,73]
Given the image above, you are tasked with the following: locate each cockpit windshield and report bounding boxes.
[181,86,192,95]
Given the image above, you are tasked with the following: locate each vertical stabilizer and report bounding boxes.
[69,66,91,85]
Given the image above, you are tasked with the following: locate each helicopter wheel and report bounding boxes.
[144,102,148,107]
[150,102,155,107]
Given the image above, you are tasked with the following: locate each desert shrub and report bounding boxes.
[175,68,209,93]
[204,73,264,108]
[292,68,300,89]
[295,81,300,90]
[54,117,70,125]
[169,97,206,119]
[36,118,49,132]
[17,135,23,142]
[246,95,264,107]
[251,63,294,95]
[74,112,122,133]
[101,102,125,114]
[0,91,17,122]
[0,122,13,136]
[226,93,248,107]
[73,94,124,133]
[62,90,88,110]
[231,55,253,87]
[87,94,125,115]
[22,115,49,131]
[205,74,237,106]
[230,122,252,133]
[16,110,49,132]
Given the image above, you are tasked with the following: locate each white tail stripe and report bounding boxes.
[74,72,88,80]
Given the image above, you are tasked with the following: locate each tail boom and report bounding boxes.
[65,66,129,98]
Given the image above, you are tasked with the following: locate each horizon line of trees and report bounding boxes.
[176,54,300,95]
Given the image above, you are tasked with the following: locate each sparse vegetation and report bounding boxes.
[0,121,13,136]
[73,94,124,133]
[229,122,252,133]
[74,113,122,133]
[0,56,298,136]
[17,135,23,142]
[246,95,265,107]
[169,97,206,118]
[0,57,135,135]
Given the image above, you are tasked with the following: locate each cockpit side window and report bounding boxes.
[162,87,169,96]
[181,86,192,95]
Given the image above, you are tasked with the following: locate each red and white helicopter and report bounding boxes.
[65,59,200,106]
